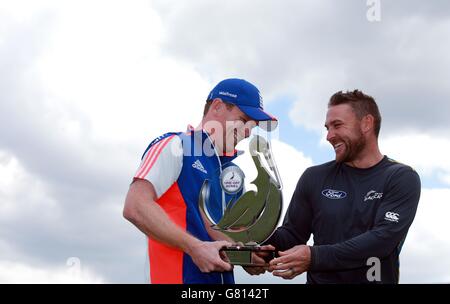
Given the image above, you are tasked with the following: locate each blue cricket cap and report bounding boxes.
[207,78,278,131]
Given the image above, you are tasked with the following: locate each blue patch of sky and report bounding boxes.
[261,96,333,165]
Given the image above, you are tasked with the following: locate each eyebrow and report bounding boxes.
[239,114,250,123]
[324,119,343,129]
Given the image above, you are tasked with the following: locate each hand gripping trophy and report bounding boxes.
[199,135,283,266]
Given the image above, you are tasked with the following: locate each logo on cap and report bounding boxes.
[219,91,237,99]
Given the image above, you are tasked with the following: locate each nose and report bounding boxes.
[326,129,335,143]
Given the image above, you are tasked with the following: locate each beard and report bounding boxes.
[335,130,366,163]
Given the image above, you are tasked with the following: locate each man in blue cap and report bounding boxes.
[123,78,277,283]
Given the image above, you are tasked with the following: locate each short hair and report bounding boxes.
[329,90,382,137]
[203,99,235,117]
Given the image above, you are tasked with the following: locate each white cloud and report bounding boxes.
[234,138,314,219]
[29,0,209,144]
[233,138,313,284]
[0,0,56,23]
[151,0,450,135]
[0,150,61,221]
[1,0,449,284]
[318,131,450,187]
[0,259,105,283]
[399,188,450,283]
[381,133,450,186]
[0,1,214,283]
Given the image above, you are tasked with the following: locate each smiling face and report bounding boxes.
[221,104,256,153]
[205,98,257,154]
[325,104,366,163]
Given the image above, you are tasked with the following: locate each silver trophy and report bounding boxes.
[199,135,283,266]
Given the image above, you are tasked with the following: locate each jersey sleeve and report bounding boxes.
[266,168,313,250]
[309,166,421,272]
[134,135,183,198]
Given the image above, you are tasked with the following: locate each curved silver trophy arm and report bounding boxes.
[251,135,283,190]
[198,135,283,265]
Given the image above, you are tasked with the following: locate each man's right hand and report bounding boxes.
[187,240,234,273]
[243,244,276,276]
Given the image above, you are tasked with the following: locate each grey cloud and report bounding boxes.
[2,1,449,284]
[0,149,144,282]
[0,12,146,283]
[0,10,142,195]
[152,0,450,135]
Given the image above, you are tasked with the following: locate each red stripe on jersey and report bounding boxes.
[135,140,164,178]
[148,182,186,283]
[136,135,175,179]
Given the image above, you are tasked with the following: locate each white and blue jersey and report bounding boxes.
[134,127,243,284]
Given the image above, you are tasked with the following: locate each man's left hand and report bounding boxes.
[268,245,311,280]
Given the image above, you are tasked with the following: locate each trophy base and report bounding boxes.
[220,245,277,266]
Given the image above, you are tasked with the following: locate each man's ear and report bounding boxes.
[210,98,223,115]
[362,114,374,134]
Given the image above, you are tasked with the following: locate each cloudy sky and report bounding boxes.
[1,0,449,283]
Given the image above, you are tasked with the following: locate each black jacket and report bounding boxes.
[268,156,421,283]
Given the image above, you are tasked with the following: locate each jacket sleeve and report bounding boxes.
[309,167,421,272]
[133,135,183,198]
[266,168,313,251]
